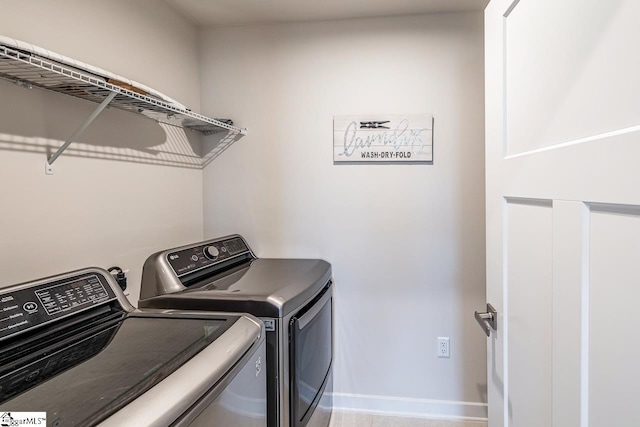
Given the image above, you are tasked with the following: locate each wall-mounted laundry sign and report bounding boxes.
[333,114,433,163]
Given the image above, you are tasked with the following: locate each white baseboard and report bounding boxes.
[331,392,488,422]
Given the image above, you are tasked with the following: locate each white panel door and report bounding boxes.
[483,0,640,426]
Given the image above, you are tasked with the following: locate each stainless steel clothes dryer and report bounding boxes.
[0,268,266,427]
[138,234,333,427]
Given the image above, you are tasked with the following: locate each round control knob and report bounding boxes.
[204,246,219,259]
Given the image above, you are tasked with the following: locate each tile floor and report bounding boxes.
[329,412,488,427]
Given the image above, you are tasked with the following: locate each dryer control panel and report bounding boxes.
[167,236,251,278]
[0,272,117,342]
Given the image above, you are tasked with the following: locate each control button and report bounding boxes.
[23,302,38,313]
[26,370,41,381]
[191,255,199,262]
[204,246,219,260]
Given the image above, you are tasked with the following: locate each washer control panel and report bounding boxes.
[0,273,117,342]
[167,236,250,278]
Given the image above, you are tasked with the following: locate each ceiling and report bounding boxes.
[164,0,489,27]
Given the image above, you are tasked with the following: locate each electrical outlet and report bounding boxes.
[437,337,450,358]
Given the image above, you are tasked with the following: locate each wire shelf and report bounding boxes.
[0,43,245,135]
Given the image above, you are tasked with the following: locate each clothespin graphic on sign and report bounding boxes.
[360,121,390,129]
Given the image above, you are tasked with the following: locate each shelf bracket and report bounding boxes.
[46,91,118,175]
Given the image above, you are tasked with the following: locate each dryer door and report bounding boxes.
[289,286,333,427]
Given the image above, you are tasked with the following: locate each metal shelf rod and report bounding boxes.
[47,91,117,166]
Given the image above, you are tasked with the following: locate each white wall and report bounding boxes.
[200,13,487,419]
[0,0,204,302]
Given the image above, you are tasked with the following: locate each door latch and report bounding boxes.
[474,303,497,337]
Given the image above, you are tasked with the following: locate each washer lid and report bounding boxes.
[0,314,238,426]
[140,258,332,317]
